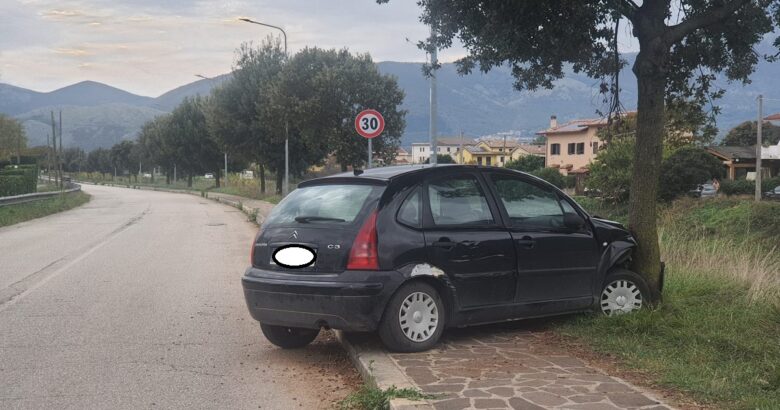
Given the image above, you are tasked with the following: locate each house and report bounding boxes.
[537,115,609,175]
[411,137,476,163]
[707,144,780,180]
[460,139,545,167]
[393,147,411,165]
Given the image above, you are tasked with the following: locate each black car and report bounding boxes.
[242,165,657,352]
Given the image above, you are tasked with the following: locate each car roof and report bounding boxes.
[304,164,551,183]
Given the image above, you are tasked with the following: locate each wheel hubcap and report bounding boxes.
[399,291,438,342]
[601,280,642,316]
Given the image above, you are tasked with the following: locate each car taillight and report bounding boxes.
[250,228,263,266]
[347,210,379,270]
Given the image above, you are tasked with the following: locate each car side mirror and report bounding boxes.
[563,213,585,230]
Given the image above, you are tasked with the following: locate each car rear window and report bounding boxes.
[264,184,379,225]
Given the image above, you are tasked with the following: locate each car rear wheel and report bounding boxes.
[378,281,445,353]
[600,269,650,316]
[260,324,319,349]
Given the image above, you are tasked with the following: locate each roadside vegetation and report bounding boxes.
[338,383,431,410]
[0,191,90,227]
[562,196,780,409]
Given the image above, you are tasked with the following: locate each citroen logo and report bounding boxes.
[290,230,299,240]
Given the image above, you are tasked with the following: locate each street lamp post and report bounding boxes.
[239,17,290,196]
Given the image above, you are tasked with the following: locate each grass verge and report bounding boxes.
[0,191,90,227]
[562,197,780,409]
[338,384,432,410]
[558,271,780,409]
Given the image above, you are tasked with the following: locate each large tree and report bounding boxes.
[0,114,27,164]
[722,120,780,146]
[383,0,780,302]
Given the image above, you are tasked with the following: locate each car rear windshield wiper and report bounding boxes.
[294,216,346,223]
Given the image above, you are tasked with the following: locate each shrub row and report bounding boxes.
[720,176,780,196]
[0,164,38,197]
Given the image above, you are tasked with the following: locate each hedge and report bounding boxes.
[719,176,780,196]
[0,164,38,196]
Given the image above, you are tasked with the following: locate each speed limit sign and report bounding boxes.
[355,109,385,139]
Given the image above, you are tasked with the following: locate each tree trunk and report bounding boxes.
[259,165,266,194]
[275,171,283,195]
[165,170,171,185]
[627,48,667,304]
[215,168,221,188]
[341,163,348,172]
[187,173,193,188]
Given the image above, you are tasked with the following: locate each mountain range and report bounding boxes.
[2,48,778,151]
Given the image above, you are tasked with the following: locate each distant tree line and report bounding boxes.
[71,41,407,193]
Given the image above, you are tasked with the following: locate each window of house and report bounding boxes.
[447,147,451,152]
[477,157,483,165]
[551,144,560,155]
[592,142,599,154]
[568,143,576,155]
[500,156,505,163]
[576,143,585,155]
[486,157,492,166]
[428,175,494,226]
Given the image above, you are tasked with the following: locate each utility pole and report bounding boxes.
[50,111,59,187]
[755,95,763,202]
[429,25,438,165]
[224,150,228,188]
[46,133,52,182]
[459,131,464,164]
[59,110,64,188]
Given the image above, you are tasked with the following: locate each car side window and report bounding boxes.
[397,187,421,227]
[427,174,494,226]
[490,175,565,229]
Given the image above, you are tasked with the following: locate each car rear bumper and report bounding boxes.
[241,267,404,331]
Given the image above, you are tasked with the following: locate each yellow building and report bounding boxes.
[459,140,545,167]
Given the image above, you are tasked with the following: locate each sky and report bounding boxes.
[0,0,641,97]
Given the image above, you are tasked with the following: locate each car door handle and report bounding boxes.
[517,236,535,249]
[432,240,455,250]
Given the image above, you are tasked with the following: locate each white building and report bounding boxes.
[410,137,477,164]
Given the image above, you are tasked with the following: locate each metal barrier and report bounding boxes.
[0,183,81,207]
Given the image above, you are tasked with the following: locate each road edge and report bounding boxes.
[335,331,434,410]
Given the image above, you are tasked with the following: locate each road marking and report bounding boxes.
[0,206,150,312]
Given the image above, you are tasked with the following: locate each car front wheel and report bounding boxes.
[378,281,445,353]
[600,269,650,316]
[260,324,319,349]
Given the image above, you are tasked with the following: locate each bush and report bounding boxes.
[658,146,725,201]
[530,167,565,188]
[720,179,754,196]
[586,137,634,202]
[0,164,37,196]
[564,174,576,189]
[505,155,545,172]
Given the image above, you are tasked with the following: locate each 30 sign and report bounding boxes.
[354,109,385,139]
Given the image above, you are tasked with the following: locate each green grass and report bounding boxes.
[338,384,432,410]
[558,271,780,409]
[0,191,90,227]
[563,196,780,409]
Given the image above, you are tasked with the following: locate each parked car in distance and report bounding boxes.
[242,165,657,352]
[688,183,717,198]
[204,173,214,179]
[764,185,780,200]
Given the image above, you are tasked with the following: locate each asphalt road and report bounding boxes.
[0,184,357,409]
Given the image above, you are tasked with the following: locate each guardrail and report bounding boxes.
[0,183,81,207]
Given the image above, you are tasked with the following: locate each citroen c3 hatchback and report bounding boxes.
[242,165,657,352]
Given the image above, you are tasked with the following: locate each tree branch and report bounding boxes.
[611,0,640,21]
[664,0,751,44]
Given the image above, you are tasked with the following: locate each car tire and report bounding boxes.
[599,269,651,316]
[378,281,445,353]
[260,324,319,349]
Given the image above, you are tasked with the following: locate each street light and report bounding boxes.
[195,74,228,188]
[239,17,290,196]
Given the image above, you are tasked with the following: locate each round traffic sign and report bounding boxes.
[355,109,385,139]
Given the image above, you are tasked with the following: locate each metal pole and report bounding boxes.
[756,95,763,202]
[368,139,373,168]
[59,110,63,189]
[429,26,438,165]
[224,151,228,187]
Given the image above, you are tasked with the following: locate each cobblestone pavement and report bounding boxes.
[388,322,672,410]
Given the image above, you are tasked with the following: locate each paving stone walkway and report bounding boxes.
[388,322,673,410]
